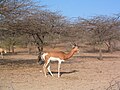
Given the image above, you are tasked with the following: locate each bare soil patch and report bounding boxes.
[0,50,120,90]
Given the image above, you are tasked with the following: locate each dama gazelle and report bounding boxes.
[38,44,79,78]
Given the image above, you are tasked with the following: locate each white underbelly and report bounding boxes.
[49,57,65,62]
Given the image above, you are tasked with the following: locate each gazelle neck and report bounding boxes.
[65,49,77,60]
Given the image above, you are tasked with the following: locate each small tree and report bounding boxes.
[0,29,22,53]
[80,15,120,60]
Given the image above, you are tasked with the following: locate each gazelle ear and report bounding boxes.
[71,43,77,48]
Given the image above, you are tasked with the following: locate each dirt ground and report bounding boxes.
[0,48,120,90]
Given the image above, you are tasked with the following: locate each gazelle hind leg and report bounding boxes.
[47,65,53,76]
[58,61,61,78]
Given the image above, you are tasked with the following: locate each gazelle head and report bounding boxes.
[72,43,79,53]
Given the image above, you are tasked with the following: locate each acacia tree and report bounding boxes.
[16,11,65,54]
[0,29,21,53]
[0,0,39,52]
[0,0,44,53]
[103,15,120,53]
[0,0,66,57]
[77,15,120,60]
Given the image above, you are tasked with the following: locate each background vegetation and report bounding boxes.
[0,0,120,60]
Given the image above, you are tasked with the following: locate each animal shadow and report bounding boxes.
[48,70,78,77]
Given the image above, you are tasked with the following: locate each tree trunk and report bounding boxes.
[93,44,96,52]
[36,43,44,64]
[105,40,113,53]
[27,43,32,54]
[108,40,113,53]
[28,47,31,54]
[11,45,15,53]
[32,34,44,64]
[11,42,16,54]
[98,43,103,60]
[8,46,11,52]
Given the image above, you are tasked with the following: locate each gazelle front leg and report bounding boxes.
[43,64,47,77]
[43,61,49,77]
[58,61,61,78]
[47,65,54,77]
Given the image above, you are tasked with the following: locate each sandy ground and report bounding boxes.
[0,51,120,90]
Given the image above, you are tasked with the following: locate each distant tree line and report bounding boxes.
[0,0,120,60]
